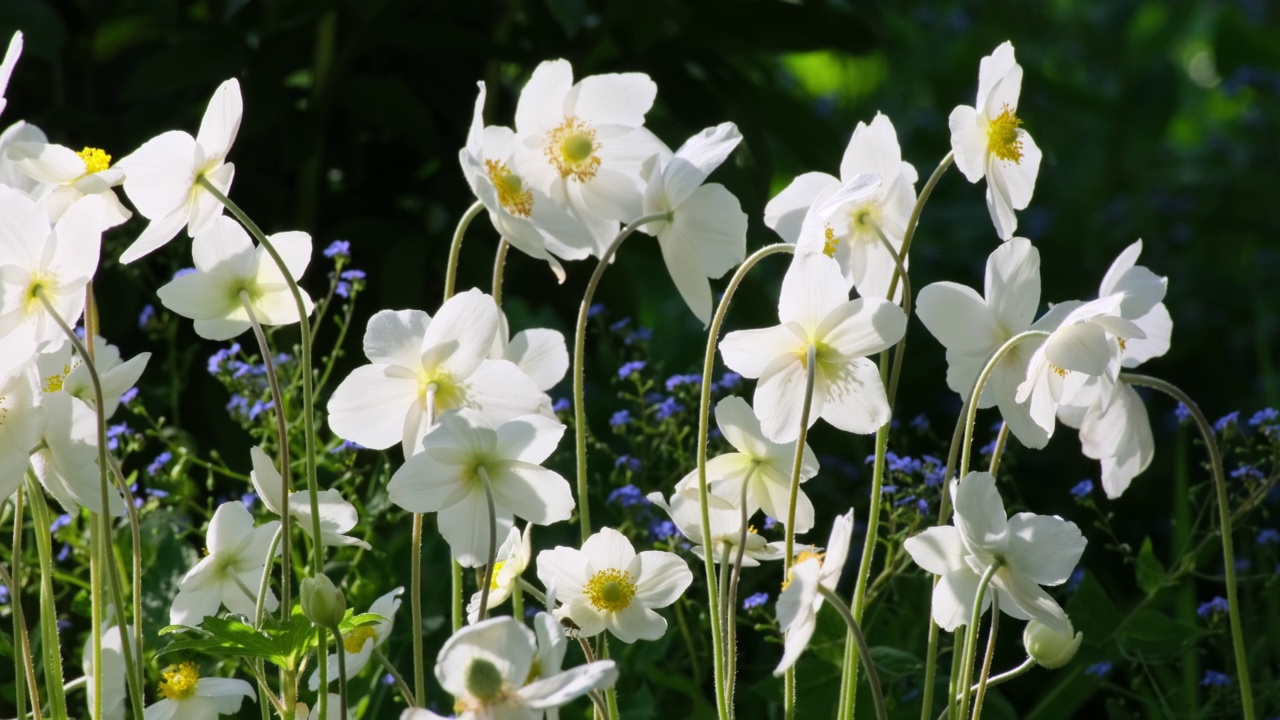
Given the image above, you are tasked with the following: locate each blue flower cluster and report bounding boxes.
[617,360,646,379]
[614,455,642,473]
[1196,596,1229,619]
[323,239,351,258]
[146,451,173,478]
[655,396,684,421]
[608,484,649,508]
[664,373,701,392]
[1250,407,1279,438]
[1070,479,1094,499]
[1214,411,1241,433]
[1200,670,1232,688]
[742,592,769,610]
[335,269,366,299]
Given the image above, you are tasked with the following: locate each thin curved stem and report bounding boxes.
[571,212,671,544]
[818,586,888,720]
[255,526,285,628]
[26,473,68,720]
[724,480,752,712]
[476,466,499,622]
[971,593,999,720]
[936,658,1037,720]
[8,491,42,720]
[443,200,485,302]
[987,422,1010,476]
[336,634,349,720]
[492,238,509,307]
[374,647,417,706]
[411,381,437,703]
[782,347,819,720]
[956,563,1000,720]
[960,331,1048,478]
[690,242,794,720]
[1120,373,1254,719]
[842,420,890,717]
[896,152,954,275]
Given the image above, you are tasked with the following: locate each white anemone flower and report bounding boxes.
[169,501,280,626]
[647,487,784,567]
[674,395,819,532]
[948,41,1042,241]
[327,294,545,458]
[7,140,132,226]
[637,122,748,325]
[388,408,574,567]
[774,508,854,674]
[0,368,39,501]
[767,113,917,302]
[309,587,403,690]
[461,82,595,280]
[118,78,241,263]
[249,446,370,549]
[512,59,669,256]
[488,312,569,394]
[0,32,22,118]
[0,189,111,378]
[719,250,907,443]
[143,661,255,720]
[903,471,1085,636]
[537,527,693,643]
[83,623,127,720]
[156,216,314,341]
[467,524,533,623]
[435,616,618,720]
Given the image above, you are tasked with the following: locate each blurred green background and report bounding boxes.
[3,0,1278,717]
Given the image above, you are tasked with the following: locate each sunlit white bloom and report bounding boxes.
[83,623,127,720]
[647,487,784,567]
[7,140,132,225]
[948,41,1042,240]
[0,368,39,501]
[170,501,280,626]
[143,661,255,720]
[0,189,111,377]
[0,32,22,118]
[436,616,618,720]
[467,524,533,622]
[674,395,819,532]
[327,294,544,458]
[774,508,854,674]
[767,113,917,301]
[637,122,748,325]
[389,408,573,566]
[462,82,595,280]
[249,446,370,549]
[118,78,241,263]
[309,587,403,690]
[537,527,692,643]
[512,59,669,256]
[719,250,906,443]
[60,334,151,419]
[903,471,1084,636]
[489,313,569,393]
[0,121,48,193]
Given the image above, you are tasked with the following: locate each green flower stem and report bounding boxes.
[7,491,41,720]
[1119,373,1255,719]
[442,200,485,302]
[25,473,68,720]
[947,627,966,720]
[336,632,350,720]
[240,290,294,621]
[512,581,524,622]
[413,382,438,703]
[960,331,1048,479]
[374,647,417,706]
[104,453,144,701]
[971,593,999,720]
[840,419,889,719]
[599,635,620,720]
[691,242,794,720]
[314,281,358,397]
[255,526,285,628]
[725,481,753,710]
[817,586,888,720]
[782,348,820,720]
[451,559,464,632]
[492,238,510,307]
[717,545,732,655]
[200,176,332,717]
[516,577,549,607]
[936,658,1037,720]
[476,466,499,622]
[571,212,671,544]
[956,563,1000,720]
[987,422,1010,475]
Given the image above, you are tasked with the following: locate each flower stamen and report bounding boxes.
[823,227,839,258]
[545,117,601,182]
[987,104,1024,163]
[157,661,200,701]
[584,567,637,612]
[77,147,112,175]
[484,160,534,217]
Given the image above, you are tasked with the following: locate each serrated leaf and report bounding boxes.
[1135,537,1166,596]
[158,615,291,665]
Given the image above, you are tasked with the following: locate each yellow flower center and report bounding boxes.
[584,568,637,612]
[545,117,601,181]
[782,549,825,590]
[822,227,839,258]
[343,626,377,654]
[157,661,200,701]
[489,560,507,590]
[42,363,75,393]
[1049,363,1068,378]
[1117,337,1127,352]
[987,104,1024,163]
[77,147,112,175]
[484,160,534,217]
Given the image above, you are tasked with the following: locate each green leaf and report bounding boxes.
[866,646,921,681]
[1065,574,1123,649]
[1135,537,1167,595]
[1118,609,1202,659]
[158,615,294,666]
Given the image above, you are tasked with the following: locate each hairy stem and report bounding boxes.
[443,200,485,301]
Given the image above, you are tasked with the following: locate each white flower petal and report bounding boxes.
[951,471,1008,552]
[917,282,1004,356]
[985,237,1039,333]
[633,551,692,608]
[903,526,966,576]
[1004,512,1086,587]
[196,79,243,161]
[521,661,618,709]
[327,365,420,451]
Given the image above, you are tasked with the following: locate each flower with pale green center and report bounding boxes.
[169,501,280,626]
[142,661,255,720]
[903,471,1085,636]
[388,408,573,567]
[536,527,692,643]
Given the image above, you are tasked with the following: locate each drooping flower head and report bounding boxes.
[774,508,854,674]
[309,587,403,690]
[169,501,280,626]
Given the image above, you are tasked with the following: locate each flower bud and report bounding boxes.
[1023,619,1082,669]
[300,574,346,630]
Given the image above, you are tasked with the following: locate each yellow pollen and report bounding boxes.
[489,560,507,590]
[1049,364,1069,378]
[157,661,200,701]
[782,549,825,590]
[77,147,112,175]
[584,567,637,612]
[545,117,601,181]
[747,525,758,535]
[484,160,534,217]
[343,626,377,654]
[987,104,1024,163]
[823,227,839,258]
[1117,337,1127,351]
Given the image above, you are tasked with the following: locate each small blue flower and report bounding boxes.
[1257,528,1280,545]
[241,492,259,510]
[1197,596,1229,619]
[137,304,156,329]
[655,396,684,420]
[150,488,170,499]
[120,387,139,405]
[56,544,72,562]
[381,673,395,686]
[0,584,8,604]
[664,374,702,392]
[106,423,131,452]
[50,514,73,532]
[608,484,648,508]
[207,343,242,374]
[715,372,742,391]
[909,413,930,431]
[648,519,677,541]
[609,317,632,333]
[888,454,921,474]
[1231,464,1264,481]
[1249,408,1278,426]
[337,439,364,452]
[172,267,196,280]
[614,455,642,473]
[626,327,653,345]
[323,240,351,258]
[916,499,929,514]
[617,360,646,379]
[1235,558,1252,571]
[146,451,173,478]
[1070,480,1094,499]
[226,394,250,416]
[763,516,778,530]
[248,399,275,420]
[587,303,605,319]
[609,409,631,428]
[880,485,899,494]
[742,592,769,610]
[1214,411,1240,433]
[1200,670,1231,688]
[1173,402,1191,423]
[1084,661,1113,679]
[341,269,366,281]
[1066,567,1085,593]
[551,397,570,413]
[979,440,997,456]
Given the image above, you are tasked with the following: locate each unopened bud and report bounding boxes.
[300,574,346,630]
[1023,619,1082,669]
